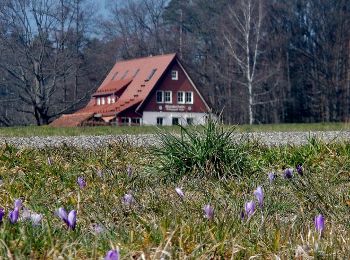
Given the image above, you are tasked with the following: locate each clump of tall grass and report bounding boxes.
[151,117,251,179]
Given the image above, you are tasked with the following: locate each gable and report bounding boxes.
[140,59,209,113]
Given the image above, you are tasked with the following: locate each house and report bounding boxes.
[50,53,210,127]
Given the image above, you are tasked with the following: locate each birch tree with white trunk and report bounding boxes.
[223,0,264,125]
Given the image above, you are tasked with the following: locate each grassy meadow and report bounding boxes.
[0,121,350,137]
[0,122,350,259]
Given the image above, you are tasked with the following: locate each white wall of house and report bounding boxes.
[142,111,207,126]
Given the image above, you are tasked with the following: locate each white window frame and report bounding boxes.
[156,117,163,126]
[107,96,111,104]
[185,91,193,104]
[186,117,194,125]
[96,97,101,106]
[171,70,178,80]
[177,91,185,104]
[101,97,105,105]
[156,91,164,103]
[111,96,116,103]
[164,91,172,104]
[121,117,130,126]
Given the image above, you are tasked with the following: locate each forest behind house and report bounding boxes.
[0,0,349,126]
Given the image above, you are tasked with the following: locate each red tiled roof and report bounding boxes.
[93,78,132,95]
[86,53,176,114]
[50,113,94,127]
[51,53,177,127]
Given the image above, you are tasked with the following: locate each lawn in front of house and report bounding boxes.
[0,137,349,258]
[0,122,350,137]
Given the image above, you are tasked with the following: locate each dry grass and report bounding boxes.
[0,138,349,258]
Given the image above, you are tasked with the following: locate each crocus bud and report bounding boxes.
[296,164,303,176]
[57,207,68,224]
[9,208,19,224]
[122,193,134,206]
[268,172,276,183]
[0,208,5,222]
[105,249,119,260]
[67,210,77,230]
[204,204,214,220]
[96,169,103,178]
[175,187,184,199]
[314,214,325,233]
[77,176,86,189]
[253,186,264,208]
[31,213,43,226]
[127,166,132,177]
[244,201,255,218]
[284,168,293,179]
[14,199,22,210]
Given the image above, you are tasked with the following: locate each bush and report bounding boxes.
[151,117,251,179]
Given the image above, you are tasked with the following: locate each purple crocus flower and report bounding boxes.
[204,204,214,220]
[47,157,52,165]
[296,164,303,176]
[0,208,5,222]
[175,187,184,199]
[268,172,276,183]
[127,166,132,177]
[314,214,325,233]
[57,207,76,230]
[244,201,255,218]
[284,168,293,179]
[9,208,19,224]
[105,249,119,260]
[96,169,103,178]
[31,213,43,226]
[253,186,264,208]
[14,199,22,210]
[67,210,77,230]
[122,193,134,206]
[77,176,86,189]
[57,207,68,224]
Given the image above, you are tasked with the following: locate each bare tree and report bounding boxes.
[223,0,266,125]
[0,0,94,125]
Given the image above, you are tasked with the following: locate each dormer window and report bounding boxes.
[101,97,105,105]
[146,68,157,81]
[107,96,111,104]
[111,71,118,80]
[121,70,129,80]
[171,70,178,80]
[96,97,101,106]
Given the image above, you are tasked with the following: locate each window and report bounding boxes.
[96,97,101,106]
[171,70,178,80]
[133,68,140,78]
[156,91,163,103]
[172,117,179,125]
[157,117,163,126]
[101,97,105,105]
[164,91,172,103]
[107,96,111,104]
[111,97,116,103]
[177,91,185,104]
[146,68,157,81]
[121,117,130,126]
[111,71,118,80]
[185,91,193,104]
[131,118,141,125]
[187,118,194,125]
[121,70,129,80]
